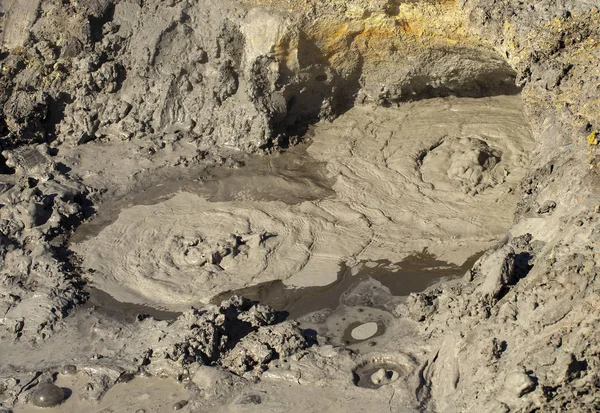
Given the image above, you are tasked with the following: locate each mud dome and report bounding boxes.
[72,95,533,310]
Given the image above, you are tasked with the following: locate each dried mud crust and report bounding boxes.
[0,0,599,413]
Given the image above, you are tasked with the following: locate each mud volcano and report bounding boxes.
[1,1,599,413]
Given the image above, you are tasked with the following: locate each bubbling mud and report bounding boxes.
[72,95,533,312]
[30,383,66,408]
[350,322,379,340]
[353,357,408,389]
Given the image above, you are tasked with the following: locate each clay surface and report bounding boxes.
[1,1,600,412]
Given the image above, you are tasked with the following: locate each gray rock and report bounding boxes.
[504,371,536,397]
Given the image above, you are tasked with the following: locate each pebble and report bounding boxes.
[31,383,65,408]
[173,400,188,410]
[351,322,378,340]
[135,410,146,413]
[504,371,535,397]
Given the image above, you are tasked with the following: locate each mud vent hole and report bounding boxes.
[420,137,505,194]
[354,362,403,389]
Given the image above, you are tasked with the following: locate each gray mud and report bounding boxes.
[2,1,600,412]
[84,287,182,322]
[70,144,334,244]
[212,252,481,319]
[69,95,531,311]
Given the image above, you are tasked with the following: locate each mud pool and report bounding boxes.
[211,253,481,319]
[70,95,533,316]
[85,252,479,322]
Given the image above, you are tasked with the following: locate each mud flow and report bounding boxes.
[70,95,533,319]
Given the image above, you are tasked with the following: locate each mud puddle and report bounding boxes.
[86,251,479,322]
[84,287,182,322]
[211,252,480,319]
[73,144,336,319]
[70,144,334,244]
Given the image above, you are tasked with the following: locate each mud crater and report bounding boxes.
[353,355,412,389]
[419,136,505,194]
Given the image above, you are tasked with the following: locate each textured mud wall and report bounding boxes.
[408,2,600,411]
[0,0,517,152]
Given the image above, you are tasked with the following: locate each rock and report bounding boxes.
[2,91,49,144]
[504,371,536,397]
[31,383,66,408]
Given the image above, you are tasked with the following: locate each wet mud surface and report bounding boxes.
[211,252,481,319]
[69,96,532,312]
[84,287,182,322]
[3,1,599,411]
[69,144,335,244]
[14,376,189,413]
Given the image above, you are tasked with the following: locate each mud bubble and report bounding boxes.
[30,383,66,408]
[353,359,405,389]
